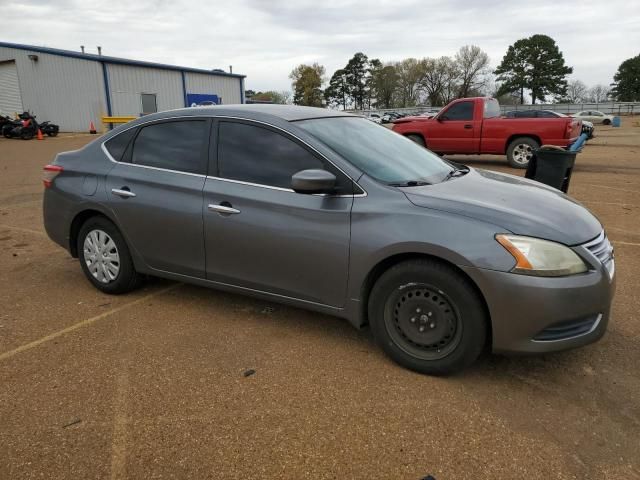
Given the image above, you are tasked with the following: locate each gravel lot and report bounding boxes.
[1,123,639,479]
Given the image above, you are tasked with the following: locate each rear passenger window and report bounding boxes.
[132,120,207,174]
[104,128,136,162]
[218,122,325,189]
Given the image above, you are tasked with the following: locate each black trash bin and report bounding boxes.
[525,146,577,193]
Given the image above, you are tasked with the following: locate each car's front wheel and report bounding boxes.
[369,259,487,375]
[602,119,611,126]
[406,134,426,147]
[77,216,142,294]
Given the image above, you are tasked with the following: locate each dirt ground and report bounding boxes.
[0,122,639,480]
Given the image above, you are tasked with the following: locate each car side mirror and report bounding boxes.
[436,115,445,122]
[291,169,336,194]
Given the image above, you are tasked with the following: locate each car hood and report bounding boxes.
[402,168,602,245]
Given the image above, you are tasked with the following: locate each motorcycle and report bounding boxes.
[0,114,14,131]
[39,121,59,137]
[2,112,39,140]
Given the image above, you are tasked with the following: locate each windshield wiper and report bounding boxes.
[387,180,431,187]
[442,165,470,182]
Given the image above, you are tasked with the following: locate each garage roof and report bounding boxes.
[0,41,245,79]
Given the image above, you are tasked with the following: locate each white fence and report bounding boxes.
[348,102,640,117]
[499,102,639,116]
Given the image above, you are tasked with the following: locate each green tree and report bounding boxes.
[611,54,640,101]
[494,34,573,104]
[369,61,399,109]
[324,69,350,109]
[343,52,370,109]
[289,63,325,107]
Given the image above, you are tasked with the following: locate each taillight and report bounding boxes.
[43,165,63,188]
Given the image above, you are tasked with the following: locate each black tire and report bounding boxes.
[21,130,34,140]
[369,259,487,375]
[506,137,539,169]
[77,216,143,294]
[406,134,426,147]
[46,131,58,137]
[602,119,611,126]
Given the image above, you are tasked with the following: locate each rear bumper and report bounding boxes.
[43,188,72,252]
[461,259,615,355]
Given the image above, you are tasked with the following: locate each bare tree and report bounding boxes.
[587,84,611,103]
[438,57,461,104]
[394,58,425,107]
[455,45,490,98]
[566,80,588,103]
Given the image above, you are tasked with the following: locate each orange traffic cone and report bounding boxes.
[89,121,97,134]
[37,128,44,140]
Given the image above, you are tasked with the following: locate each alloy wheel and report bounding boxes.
[512,143,534,165]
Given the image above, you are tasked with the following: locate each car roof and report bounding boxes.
[151,104,356,122]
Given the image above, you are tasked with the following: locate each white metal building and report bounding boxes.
[0,42,245,132]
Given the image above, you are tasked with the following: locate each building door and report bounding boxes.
[0,60,23,115]
[140,93,157,115]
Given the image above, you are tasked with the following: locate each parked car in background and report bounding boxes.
[392,97,582,168]
[367,113,383,124]
[505,110,594,139]
[42,105,614,375]
[381,112,402,123]
[572,110,614,125]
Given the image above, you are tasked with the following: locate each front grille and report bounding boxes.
[533,314,601,341]
[583,231,614,264]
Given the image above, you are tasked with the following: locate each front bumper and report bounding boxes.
[461,254,615,355]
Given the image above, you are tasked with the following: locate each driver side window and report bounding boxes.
[440,101,474,121]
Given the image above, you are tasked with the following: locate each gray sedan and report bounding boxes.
[43,105,615,375]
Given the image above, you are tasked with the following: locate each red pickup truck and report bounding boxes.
[392,97,582,168]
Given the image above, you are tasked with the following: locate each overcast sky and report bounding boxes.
[1,0,638,92]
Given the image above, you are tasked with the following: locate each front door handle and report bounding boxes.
[464,124,473,129]
[111,188,136,198]
[208,203,240,215]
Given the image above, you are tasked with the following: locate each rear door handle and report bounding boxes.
[208,203,240,215]
[464,124,473,129]
[111,188,136,198]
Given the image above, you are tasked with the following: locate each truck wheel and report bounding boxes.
[506,137,539,169]
[407,134,426,147]
[369,259,487,375]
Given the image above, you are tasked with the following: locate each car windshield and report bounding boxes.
[296,117,453,185]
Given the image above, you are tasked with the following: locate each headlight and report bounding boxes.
[496,234,588,277]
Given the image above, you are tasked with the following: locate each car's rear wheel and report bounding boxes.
[406,134,426,147]
[77,216,142,294]
[602,119,611,126]
[506,137,539,169]
[369,259,487,375]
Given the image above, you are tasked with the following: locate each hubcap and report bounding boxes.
[513,143,534,164]
[83,229,120,284]
[384,285,462,360]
